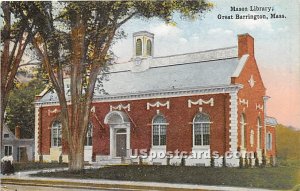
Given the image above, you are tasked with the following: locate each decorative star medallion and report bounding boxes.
[248,75,256,88]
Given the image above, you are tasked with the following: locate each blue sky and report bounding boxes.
[112,0,300,128]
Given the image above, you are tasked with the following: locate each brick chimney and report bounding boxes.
[238,33,254,58]
[15,125,20,139]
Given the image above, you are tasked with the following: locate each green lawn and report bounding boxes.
[13,162,68,172]
[32,165,300,190]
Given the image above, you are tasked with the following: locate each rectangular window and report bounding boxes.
[58,128,62,146]
[85,136,92,146]
[4,134,9,138]
[153,125,160,146]
[52,128,57,147]
[152,124,166,146]
[160,125,166,145]
[52,128,62,147]
[202,123,210,145]
[4,145,13,156]
[194,124,202,145]
[194,123,210,146]
[267,133,272,150]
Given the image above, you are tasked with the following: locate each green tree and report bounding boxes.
[5,76,45,138]
[21,1,213,171]
[1,2,40,154]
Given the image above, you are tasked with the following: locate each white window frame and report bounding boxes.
[152,115,168,148]
[85,123,93,146]
[192,113,211,149]
[4,145,13,156]
[51,121,62,147]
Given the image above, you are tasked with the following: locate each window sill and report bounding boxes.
[151,146,166,151]
[192,146,210,150]
[50,146,62,149]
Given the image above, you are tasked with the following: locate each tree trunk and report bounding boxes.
[0,98,5,158]
[69,147,84,171]
[67,101,91,171]
[68,144,85,171]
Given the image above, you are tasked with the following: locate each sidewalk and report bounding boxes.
[1,167,273,191]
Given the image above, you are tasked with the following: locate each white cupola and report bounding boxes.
[133,31,154,59]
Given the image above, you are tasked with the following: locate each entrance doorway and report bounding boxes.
[104,111,131,159]
[116,129,127,157]
[17,147,28,162]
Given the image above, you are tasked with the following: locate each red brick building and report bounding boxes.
[34,31,277,167]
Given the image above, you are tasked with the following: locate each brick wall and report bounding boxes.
[233,34,267,154]
[36,33,276,163]
[266,125,276,157]
[38,93,232,157]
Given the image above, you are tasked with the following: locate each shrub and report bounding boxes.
[262,155,267,168]
[181,157,186,166]
[270,155,275,167]
[222,156,226,167]
[139,156,143,165]
[255,157,259,167]
[249,157,252,168]
[210,156,215,167]
[39,155,43,163]
[244,157,249,168]
[92,152,96,162]
[59,154,63,164]
[166,156,170,166]
[239,156,244,168]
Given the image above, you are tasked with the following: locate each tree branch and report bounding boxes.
[117,11,137,28]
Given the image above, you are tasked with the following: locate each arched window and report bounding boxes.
[85,123,93,146]
[240,114,247,148]
[193,113,210,146]
[152,115,167,146]
[51,121,62,147]
[136,39,142,56]
[257,117,262,149]
[146,39,152,56]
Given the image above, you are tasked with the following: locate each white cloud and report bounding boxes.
[179,38,188,44]
[149,23,183,38]
[207,28,233,35]
[277,26,289,32]
[147,23,191,56]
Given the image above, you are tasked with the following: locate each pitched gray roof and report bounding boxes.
[38,46,243,103]
[100,57,239,95]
